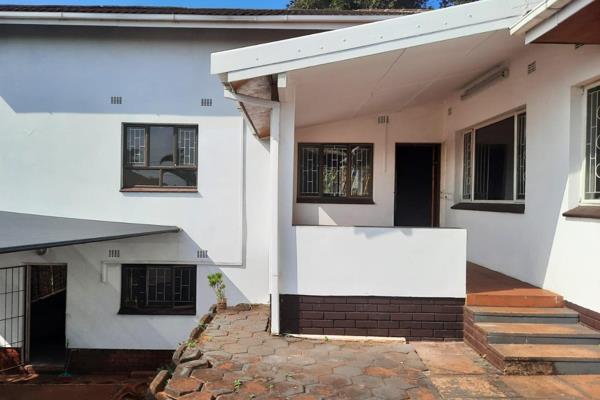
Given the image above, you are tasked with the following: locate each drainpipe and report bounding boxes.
[224,89,281,335]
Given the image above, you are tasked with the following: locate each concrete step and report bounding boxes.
[468,306,579,324]
[490,343,600,375]
[477,322,600,345]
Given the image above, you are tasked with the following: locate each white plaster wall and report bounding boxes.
[443,44,600,313]
[293,104,445,226]
[0,25,294,349]
[281,226,466,298]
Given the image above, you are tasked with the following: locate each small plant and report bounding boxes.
[268,383,274,390]
[184,339,197,349]
[208,272,227,311]
[233,379,243,392]
[199,322,207,330]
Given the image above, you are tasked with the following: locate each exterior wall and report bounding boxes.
[293,104,445,227]
[280,295,464,340]
[0,25,305,350]
[443,43,600,313]
[281,226,466,298]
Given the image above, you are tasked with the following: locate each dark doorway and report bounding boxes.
[29,265,67,367]
[394,144,441,227]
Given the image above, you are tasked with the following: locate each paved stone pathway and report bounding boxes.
[415,341,600,399]
[166,305,439,399]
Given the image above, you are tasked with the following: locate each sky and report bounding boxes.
[5,0,443,9]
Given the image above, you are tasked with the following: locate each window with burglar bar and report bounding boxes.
[461,111,526,202]
[585,85,600,201]
[122,124,198,190]
[119,264,196,315]
[297,143,373,204]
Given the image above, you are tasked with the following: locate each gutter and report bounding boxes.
[0,11,400,30]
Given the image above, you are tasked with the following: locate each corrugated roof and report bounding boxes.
[0,5,423,16]
[0,211,179,254]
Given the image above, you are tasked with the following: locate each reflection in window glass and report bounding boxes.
[123,169,160,187]
[162,170,197,187]
[474,117,515,201]
[351,145,372,197]
[149,126,174,166]
[323,145,348,197]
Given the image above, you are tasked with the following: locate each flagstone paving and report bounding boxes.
[160,305,600,400]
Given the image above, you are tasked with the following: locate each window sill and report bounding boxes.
[563,205,600,220]
[121,187,198,193]
[451,202,525,214]
[118,308,196,316]
[297,197,375,205]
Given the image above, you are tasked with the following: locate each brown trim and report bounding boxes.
[562,206,600,220]
[565,301,600,331]
[69,349,172,374]
[452,202,525,214]
[121,187,198,193]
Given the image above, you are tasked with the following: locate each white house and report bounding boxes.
[1,0,600,375]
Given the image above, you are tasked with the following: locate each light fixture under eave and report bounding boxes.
[460,65,510,101]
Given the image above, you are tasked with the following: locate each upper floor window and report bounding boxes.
[297,143,373,204]
[119,264,196,315]
[585,84,600,201]
[122,124,198,191]
[462,111,526,202]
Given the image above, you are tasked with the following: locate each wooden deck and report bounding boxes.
[466,263,563,308]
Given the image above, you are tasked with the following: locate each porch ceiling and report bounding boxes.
[0,211,180,254]
[290,29,525,127]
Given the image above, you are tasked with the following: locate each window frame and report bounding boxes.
[581,81,600,205]
[121,123,199,192]
[460,109,527,204]
[118,264,197,316]
[296,143,374,204]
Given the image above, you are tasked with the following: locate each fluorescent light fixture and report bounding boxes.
[461,65,510,100]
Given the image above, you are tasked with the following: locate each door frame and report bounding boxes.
[393,143,441,228]
[24,263,68,364]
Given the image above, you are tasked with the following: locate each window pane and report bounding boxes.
[178,128,197,166]
[123,169,160,187]
[162,170,197,187]
[126,127,146,166]
[322,145,348,197]
[122,266,146,308]
[516,113,527,200]
[462,132,472,200]
[474,117,515,200]
[149,126,174,166]
[173,267,196,307]
[299,146,320,196]
[350,145,372,197]
[147,266,173,307]
[585,86,600,200]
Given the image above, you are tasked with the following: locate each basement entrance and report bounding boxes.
[29,265,67,367]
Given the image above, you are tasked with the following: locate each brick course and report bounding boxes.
[280,295,464,341]
[566,300,600,331]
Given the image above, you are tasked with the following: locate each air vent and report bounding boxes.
[377,115,389,124]
[527,61,537,75]
[197,249,208,259]
[575,43,584,50]
[201,98,213,107]
[110,96,122,105]
[108,249,120,258]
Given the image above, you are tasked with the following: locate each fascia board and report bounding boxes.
[510,0,573,35]
[211,0,532,81]
[524,0,595,43]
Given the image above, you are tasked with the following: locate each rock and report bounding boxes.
[164,377,203,398]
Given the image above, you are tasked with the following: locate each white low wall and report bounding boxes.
[281,226,467,298]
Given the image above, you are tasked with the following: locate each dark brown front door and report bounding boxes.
[394,144,440,227]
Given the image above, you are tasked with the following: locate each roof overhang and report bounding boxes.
[211,0,540,82]
[212,0,540,130]
[511,0,600,44]
[0,211,180,254]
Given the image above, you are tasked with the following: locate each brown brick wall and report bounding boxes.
[280,295,464,341]
[566,300,600,331]
[69,349,172,374]
[0,348,22,374]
